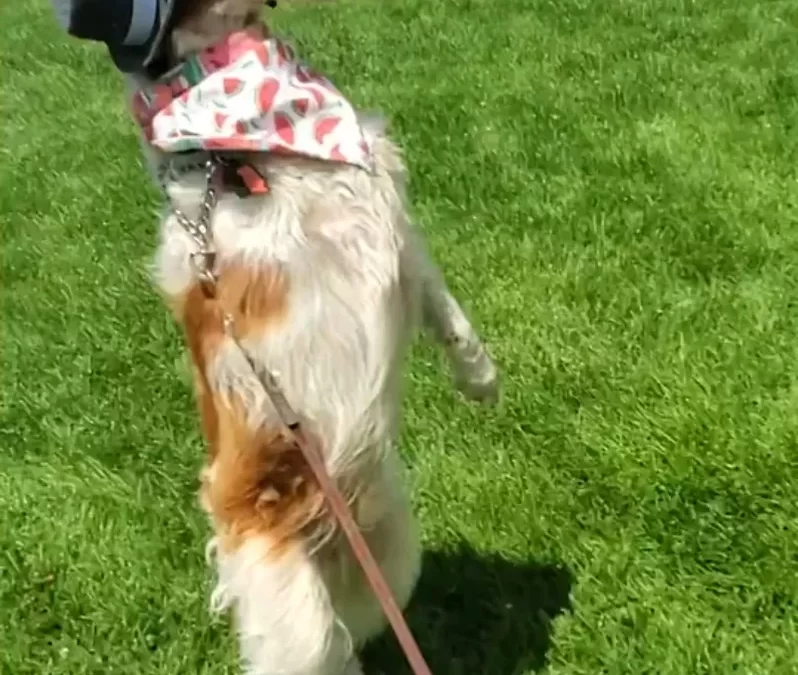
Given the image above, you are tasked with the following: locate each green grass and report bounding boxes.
[2,0,797,672]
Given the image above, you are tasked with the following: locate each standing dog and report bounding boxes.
[127,0,498,672]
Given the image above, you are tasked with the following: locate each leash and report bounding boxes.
[172,157,433,675]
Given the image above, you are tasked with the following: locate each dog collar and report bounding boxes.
[131,25,374,172]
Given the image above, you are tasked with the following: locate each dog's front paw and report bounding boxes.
[455,355,499,405]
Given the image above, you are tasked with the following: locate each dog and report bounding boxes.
[126,0,499,672]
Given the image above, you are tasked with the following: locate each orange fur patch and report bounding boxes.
[180,262,288,374]
[179,263,288,462]
[205,396,325,553]
[174,261,323,554]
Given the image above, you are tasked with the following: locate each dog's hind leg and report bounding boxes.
[327,451,422,650]
[200,386,358,675]
[210,535,359,675]
[409,234,499,403]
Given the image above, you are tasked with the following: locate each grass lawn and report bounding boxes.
[2,0,798,672]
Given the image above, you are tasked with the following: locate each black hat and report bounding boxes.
[52,0,179,74]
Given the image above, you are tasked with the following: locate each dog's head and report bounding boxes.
[167,0,274,63]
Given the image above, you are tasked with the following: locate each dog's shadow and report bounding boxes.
[362,545,573,675]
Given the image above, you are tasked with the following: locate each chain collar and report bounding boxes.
[168,156,220,296]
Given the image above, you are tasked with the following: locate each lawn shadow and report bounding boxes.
[363,544,573,675]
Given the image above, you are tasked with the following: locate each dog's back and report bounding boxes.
[129,1,496,672]
[156,117,418,467]
[150,113,422,675]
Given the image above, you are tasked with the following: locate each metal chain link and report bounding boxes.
[172,158,220,290]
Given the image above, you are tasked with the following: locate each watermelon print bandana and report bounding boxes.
[131,25,374,172]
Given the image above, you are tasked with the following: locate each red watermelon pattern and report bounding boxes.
[292,98,309,117]
[314,117,341,144]
[134,28,373,171]
[257,78,280,113]
[223,78,244,95]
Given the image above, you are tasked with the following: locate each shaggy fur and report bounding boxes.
[129,1,498,673]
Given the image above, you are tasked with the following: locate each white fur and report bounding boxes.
[128,22,498,675]
[210,537,354,675]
